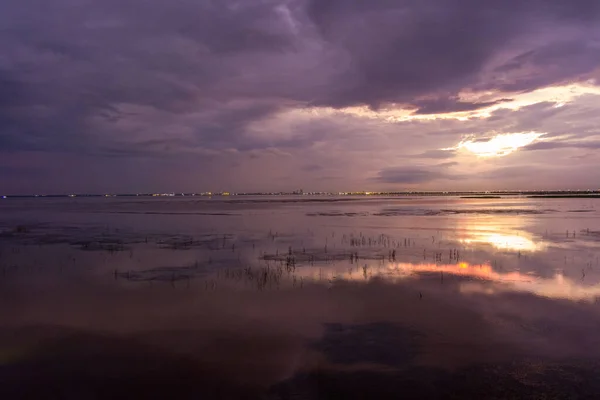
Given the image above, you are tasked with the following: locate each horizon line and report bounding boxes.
[2,189,600,198]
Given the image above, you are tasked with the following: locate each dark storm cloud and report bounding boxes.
[306,0,600,109]
[1,0,599,192]
[0,0,299,156]
[411,98,512,115]
[2,0,599,154]
[485,41,600,93]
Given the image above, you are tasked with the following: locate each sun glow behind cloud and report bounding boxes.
[308,82,600,122]
[454,131,544,157]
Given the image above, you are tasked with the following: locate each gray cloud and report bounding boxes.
[411,98,512,115]
[437,161,459,168]
[375,162,463,185]
[485,40,600,93]
[301,164,323,172]
[479,166,541,180]
[525,140,600,151]
[410,149,458,159]
[0,0,302,157]
[376,167,447,184]
[306,0,600,109]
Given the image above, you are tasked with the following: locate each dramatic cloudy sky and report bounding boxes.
[1,0,600,194]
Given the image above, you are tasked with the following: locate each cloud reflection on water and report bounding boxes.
[292,260,600,303]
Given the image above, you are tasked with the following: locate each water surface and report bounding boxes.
[1,196,600,398]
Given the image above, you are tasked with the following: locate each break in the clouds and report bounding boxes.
[1,0,600,193]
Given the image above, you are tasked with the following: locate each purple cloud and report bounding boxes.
[1,0,600,193]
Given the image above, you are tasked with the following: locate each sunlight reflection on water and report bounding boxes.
[462,232,546,252]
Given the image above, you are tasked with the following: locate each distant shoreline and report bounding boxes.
[2,191,600,199]
[527,195,600,198]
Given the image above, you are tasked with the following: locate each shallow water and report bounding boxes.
[1,196,600,399]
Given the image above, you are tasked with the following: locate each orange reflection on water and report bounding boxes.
[296,261,600,302]
[295,261,531,285]
[389,262,531,283]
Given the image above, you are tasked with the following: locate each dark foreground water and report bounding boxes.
[1,195,600,399]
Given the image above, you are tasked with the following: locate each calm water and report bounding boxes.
[1,196,600,399]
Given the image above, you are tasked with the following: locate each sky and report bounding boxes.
[1,0,600,194]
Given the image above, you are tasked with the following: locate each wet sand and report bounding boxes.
[1,196,600,399]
